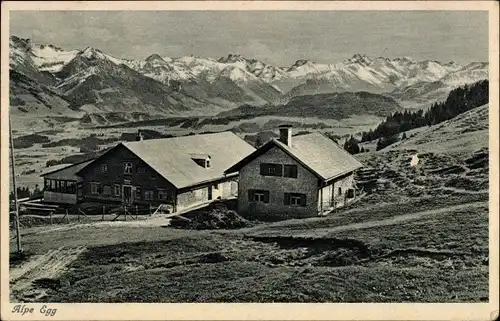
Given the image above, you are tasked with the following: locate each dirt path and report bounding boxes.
[20,215,172,236]
[248,201,487,238]
[10,246,86,301]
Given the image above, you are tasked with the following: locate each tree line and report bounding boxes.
[360,80,489,145]
[9,185,43,201]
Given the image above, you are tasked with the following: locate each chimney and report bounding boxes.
[278,125,293,147]
[136,129,144,141]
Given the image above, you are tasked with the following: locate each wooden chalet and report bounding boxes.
[75,131,255,213]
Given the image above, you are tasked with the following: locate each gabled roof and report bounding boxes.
[78,132,255,189]
[225,132,363,182]
[41,159,95,181]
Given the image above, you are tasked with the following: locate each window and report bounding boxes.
[135,187,142,200]
[248,189,269,203]
[144,190,154,200]
[91,182,101,195]
[124,162,133,174]
[206,160,211,168]
[347,188,355,199]
[290,195,302,206]
[114,184,121,197]
[137,166,147,174]
[158,189,168,200]
[101,164,108,173]
[102,185,112,196]
[338,187,342,195]
[254,192,265,202]
[213,183,219,190]
[283,165,298,178]
[284,193,306,207]
[260,163,283,177]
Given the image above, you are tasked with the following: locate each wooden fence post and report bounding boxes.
[50,211,53,225]
[102,205,105,221]
[124,205,127,221]
[66,209,69,224]
[149,204,152,216]
[135,205,138,219]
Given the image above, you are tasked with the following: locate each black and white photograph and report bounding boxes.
[1,1,499,320]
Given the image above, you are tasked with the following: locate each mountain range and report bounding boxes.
[9,35,489,121]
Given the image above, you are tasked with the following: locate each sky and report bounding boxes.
[10,11,488,66]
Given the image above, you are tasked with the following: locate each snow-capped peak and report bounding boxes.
[145,53,166,63]
[289,59,313,68]
[76,47,128,66]
[80,46,104,58]
[345,53,372,65]
[218,53,246,64]
[9,36,81,73]
[219,65,258,83]
[10,36,32,51]
[393,56,416,63]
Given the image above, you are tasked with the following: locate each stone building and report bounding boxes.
[225,126,363,220]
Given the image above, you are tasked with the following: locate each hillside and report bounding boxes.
[280,92,403,118]
[354,103,488,214]
[217,92,403,120]
[9,70,74,116]
[360,80,488,147]
[385,104,488,154]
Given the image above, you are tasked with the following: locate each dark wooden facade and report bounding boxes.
[77,145,178,208]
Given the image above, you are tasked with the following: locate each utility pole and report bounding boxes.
[9,116,22,253]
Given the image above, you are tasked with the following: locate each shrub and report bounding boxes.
[46,159,61,167]
[170,201,253,230]
[13,134,50,149]
[376,135,399,151]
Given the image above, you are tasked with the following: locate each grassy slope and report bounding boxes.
[11,193,488,303]
[384,103,489,155]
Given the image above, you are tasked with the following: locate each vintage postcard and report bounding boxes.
[1,1,499,320]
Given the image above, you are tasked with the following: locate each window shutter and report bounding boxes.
[284,193,290,205]
[301,194,307,207]
[248,189,255,201]
[284,165,298,178]
[260,164,268,175]
[276,164,283,176]
[264,191,270,203]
